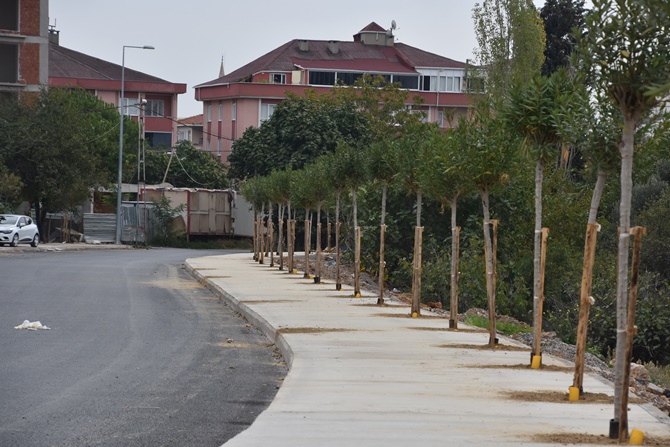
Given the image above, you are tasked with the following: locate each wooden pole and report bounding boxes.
[315,220,322,283]
[290,219,296,273]
[336,221,342,290]
[573,223,599,393]
[259,217,265,264]
[278,218,284,270]
[253,220,258,261]
[327,221,332,252]
[533,227,549,361]
[303,217,310,279]
[354,226,361,297]
[378,224,387,305]
[483,219,495,347]
[492,220,499,308]
[269,220,274,267]
[618,226,646,442]
[411,226,423,316]
[449,226,461,329]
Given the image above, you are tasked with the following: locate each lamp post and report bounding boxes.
[116,44,154,245]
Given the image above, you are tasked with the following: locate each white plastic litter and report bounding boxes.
[14,320,50,330]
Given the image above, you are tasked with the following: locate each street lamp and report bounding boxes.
[116,44,155,245]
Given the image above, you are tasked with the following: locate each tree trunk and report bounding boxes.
[336,192,342,290]
[259,202,265,264]
[481,189,496,347]
[326,212,331,251]
[268,201,274,266]
[573,169,606,392]
[411,191,423,315]
[303,209,310,278]
[532,159,545,358]
[449,195,460,329]
[613,116,635,427]
[315,206,322,283]
[252,207,258,261]
[353,187,360,296]
[278,204,284,270]
[378,183,388,305]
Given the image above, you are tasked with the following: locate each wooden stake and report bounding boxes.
[483,219,495,347]
[253,220,258,261]
[304,218,310,279]
[573,223,599,392]
[278,218,284,270]
[290,220,296,273]
[618,226,646,442]
[316,221,322,283]
[269,221,274,267]
[449,226,461,329]
[327,221,332,252]
[354,226,361,296]
[259,217,265,264]
[411,226,424,316]
[533,227,549,360]
[378,224,387,305]
[336,221,342,290]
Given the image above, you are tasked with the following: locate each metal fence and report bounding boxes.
[83,202,156,244]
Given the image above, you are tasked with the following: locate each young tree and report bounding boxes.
[267,168,293,270]
[323,149,350,290]
[419,121,473,327]
[332,141,368,296]
[303,159,332,283]
[395,121,434,315]
[577,0,670,437]
[464,103,520,346]
[506,68,575,362]
[366,138,399,304]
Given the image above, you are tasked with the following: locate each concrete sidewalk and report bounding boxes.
[186,252,670,447]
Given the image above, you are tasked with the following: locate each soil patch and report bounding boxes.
[476,364,573,372]
[532,433,670,446]
[354,303,408,308]
[374,313,444,319]
[408,327,486,333]
[503,390,626,404]
[438,343,531,352]
[240,300,304,304]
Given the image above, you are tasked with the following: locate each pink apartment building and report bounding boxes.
[194,22,471,164]
[48,30,187,147]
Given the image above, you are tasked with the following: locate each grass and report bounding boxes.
[464,315,532,336]
[644,362,670,389]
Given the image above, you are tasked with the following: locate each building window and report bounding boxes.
[218,103,222,121]
[271,73,286,84]
[308,71,336,86]
[393,75,419,90]
[260,103,276,123]
[0,1,19,31]
[121,97,140,116]
[145,99,164,117]
[145,132,172,148]
[446,76,461,92]
[0,44,18,83]
[207,104,212,122]
[437,111,445,127]
[232,102,237,121]
[336,72,364,86]
[177,129,191,142]
[217,138,221,155]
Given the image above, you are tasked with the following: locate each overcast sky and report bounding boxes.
[50,0,550,118]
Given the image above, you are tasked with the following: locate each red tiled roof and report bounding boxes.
[49,43,171,84]
[358,22,386,33]
[195,31,466,88]
[178,114,203,125]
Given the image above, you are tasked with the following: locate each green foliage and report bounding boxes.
[540,0,586,76]
[0,87,139,231]
[228,91,369,179]
[0,164,23,213]
[472,0,546,103]
[151,196,186,241]
[144,140,228,189]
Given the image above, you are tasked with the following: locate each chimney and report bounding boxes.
[298,40,309,52]
[48,26,60,45]
[328,40,339,54]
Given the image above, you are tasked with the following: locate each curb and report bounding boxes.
[185,260,294,370]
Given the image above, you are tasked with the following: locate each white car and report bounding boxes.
[0,214,40,247]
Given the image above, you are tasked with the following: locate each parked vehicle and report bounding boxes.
[0,214,40,247]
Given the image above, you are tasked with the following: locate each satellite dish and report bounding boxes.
[391,20,397,30]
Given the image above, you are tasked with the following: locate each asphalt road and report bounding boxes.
[0,248,286,447]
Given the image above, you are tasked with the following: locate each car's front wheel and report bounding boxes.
[31,234,39,247]
[10,234,19,247]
